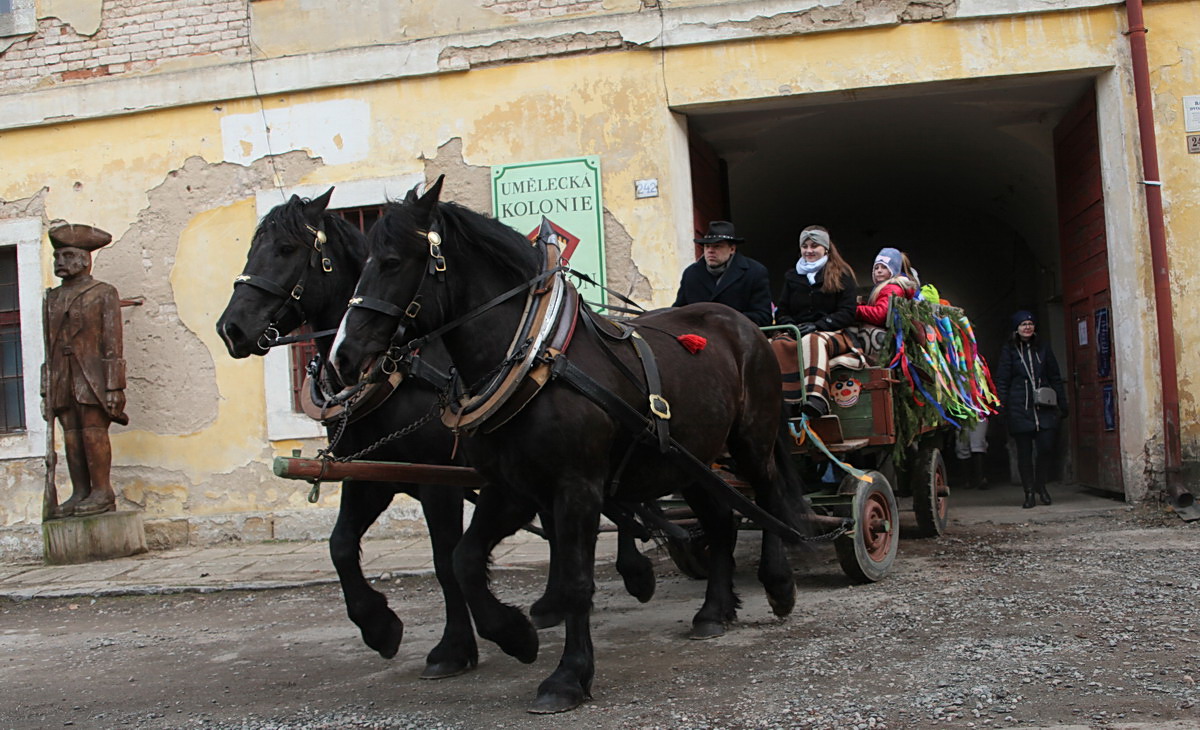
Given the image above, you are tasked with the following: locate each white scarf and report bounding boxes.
[795,255,828,284]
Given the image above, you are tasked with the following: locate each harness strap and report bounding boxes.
[269,327,339,347]
[549,354,808,542]
[630,330,671,454]
[400,268,562,357]
[348,295,410,319]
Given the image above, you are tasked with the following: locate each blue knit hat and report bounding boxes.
[874,247,903,278]
[1011,310,1035,331]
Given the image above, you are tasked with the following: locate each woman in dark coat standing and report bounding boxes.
[771,225,857,414]
[994,310,1069,508]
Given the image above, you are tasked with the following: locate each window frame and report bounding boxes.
[253,175,423,441]
[0,218,47,460]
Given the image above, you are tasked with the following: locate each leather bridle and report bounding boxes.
[233,223,334,350]
[344,220,446,374]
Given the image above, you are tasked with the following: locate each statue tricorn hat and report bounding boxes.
[49,223,112,251]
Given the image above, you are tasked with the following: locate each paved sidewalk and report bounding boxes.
[0,481,1130,600]
[0,529,613,600]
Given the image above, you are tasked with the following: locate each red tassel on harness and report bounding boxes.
[677,334,707,354]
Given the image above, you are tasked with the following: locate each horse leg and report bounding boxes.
[751,482,797,618]
[329,481,403,658]
[681,486,739,639]
[453,486,540,664]
[530,509,564,629]
[730,425,803,618]
[417,485,479,679]
[608,504,656,604]
[529,489,601,714]
[533,507,655,629]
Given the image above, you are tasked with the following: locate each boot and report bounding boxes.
[971,453,987,491]
[801,395,829,420]
[1036,484,1052,506]
[1022,489,1036,509]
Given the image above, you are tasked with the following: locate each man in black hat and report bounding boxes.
[41,223,128,518]
[672,220,772,326]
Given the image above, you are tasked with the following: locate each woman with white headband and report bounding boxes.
[771,225,857,418]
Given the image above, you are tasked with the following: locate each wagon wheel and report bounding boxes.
[834,470,898,582]
[664,525,711,580]
[911,445,950,538]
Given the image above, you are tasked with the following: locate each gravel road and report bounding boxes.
[1,501,1198,729]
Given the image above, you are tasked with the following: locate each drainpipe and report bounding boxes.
[1124,0,1193,510]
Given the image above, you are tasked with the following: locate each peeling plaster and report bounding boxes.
[96,153,317,435]
[422,137,494,212]
[39,0,102,37]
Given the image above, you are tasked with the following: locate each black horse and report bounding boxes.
[215,190,477,678]
[330,177,811,713]
[215,190,655,678]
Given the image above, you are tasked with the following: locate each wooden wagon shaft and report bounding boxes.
[273,457,487,487]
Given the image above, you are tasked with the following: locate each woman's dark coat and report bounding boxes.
[774,268,857,331]
[672,252,773,326]
[994,334,1068,434]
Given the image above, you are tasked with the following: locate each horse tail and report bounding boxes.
[772,404,816,546]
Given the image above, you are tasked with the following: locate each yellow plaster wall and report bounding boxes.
[662,9,1124,106]
[1144,2,1200,449]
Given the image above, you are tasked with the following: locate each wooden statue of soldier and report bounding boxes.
[41,223,128,519]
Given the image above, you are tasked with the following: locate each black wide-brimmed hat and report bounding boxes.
[694,220,744,245]
[49,223,112,251]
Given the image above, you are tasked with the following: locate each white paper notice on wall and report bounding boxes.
[1078,318,1089,347]
[1185,96,1200,133]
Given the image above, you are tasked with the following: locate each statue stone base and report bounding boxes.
[42,510,147,565]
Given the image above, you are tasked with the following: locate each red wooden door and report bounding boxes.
[689,132,728,258]
[1054,91,1124,494]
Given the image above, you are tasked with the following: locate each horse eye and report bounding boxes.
[278,245,297,256]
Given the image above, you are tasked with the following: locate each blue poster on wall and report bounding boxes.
[1095,307,1111,378]
[1102,384,1116,431]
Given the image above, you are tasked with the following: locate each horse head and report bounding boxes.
[217,187,358,358]
[330,176,448,384]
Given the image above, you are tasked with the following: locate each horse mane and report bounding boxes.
[252,194,368,272]
[375,198,540,283]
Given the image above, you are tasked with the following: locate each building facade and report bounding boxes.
[1,0,1196,557]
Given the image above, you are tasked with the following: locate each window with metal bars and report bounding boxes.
[0,246,25,433]
[287,205,383,411]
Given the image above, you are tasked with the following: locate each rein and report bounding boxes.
[233,223,334,350]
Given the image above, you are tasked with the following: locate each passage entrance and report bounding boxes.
[683,72,1117,490]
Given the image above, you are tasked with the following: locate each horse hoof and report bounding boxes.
[420,657,477,680]
[530,609,564,630]
[689,621,726,640]
[767,585,796,618]
[527,688,587,714]
[497,623,539,664]
[363,616,404,659]
[622,567,656,604]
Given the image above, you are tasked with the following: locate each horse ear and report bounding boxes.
[304,187,335,219]
[417,175,445,212]
[403,185,419,204]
